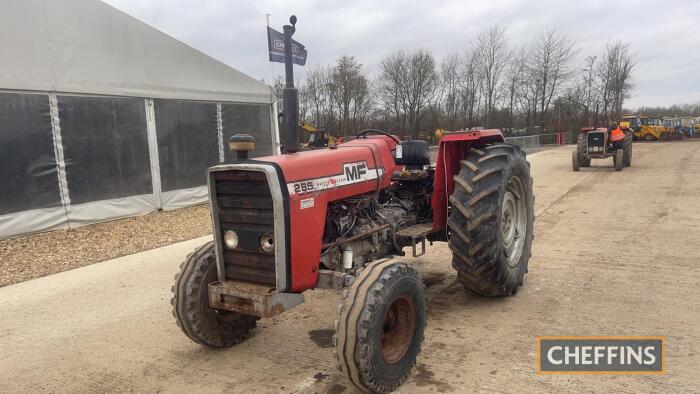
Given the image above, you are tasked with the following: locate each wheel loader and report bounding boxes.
[573,127,632,172]
[636,116,666,141]
[171,16,535,393]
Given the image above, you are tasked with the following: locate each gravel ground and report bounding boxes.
[0,204,211,287]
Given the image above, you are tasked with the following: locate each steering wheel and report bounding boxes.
[357,129,401,145]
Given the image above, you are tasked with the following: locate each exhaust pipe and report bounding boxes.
[282,16,299,153]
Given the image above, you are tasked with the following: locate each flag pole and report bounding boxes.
[266,13,275,87]
[266,13,281,154]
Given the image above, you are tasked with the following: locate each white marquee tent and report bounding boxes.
[0,0,278,239]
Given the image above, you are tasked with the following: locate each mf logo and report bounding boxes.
[344,161,368,182]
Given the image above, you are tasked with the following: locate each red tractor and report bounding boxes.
[572,126,633,172]
[171,17,534,393]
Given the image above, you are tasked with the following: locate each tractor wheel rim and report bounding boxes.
[381,295,416,364]
[502,176,526,268]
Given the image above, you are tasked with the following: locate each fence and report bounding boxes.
[505,132,575,152]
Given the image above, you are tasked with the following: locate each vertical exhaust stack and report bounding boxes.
[282,15,300,153]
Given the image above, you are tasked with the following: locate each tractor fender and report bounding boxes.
[431,129,506,232]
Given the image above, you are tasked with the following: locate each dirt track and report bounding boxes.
[1,141,699,393]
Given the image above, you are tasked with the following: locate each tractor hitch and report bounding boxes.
[208,281,304,318]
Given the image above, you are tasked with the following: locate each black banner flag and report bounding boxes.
[267,26,307,66]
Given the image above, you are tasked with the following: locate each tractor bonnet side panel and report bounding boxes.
[259,138,397,291]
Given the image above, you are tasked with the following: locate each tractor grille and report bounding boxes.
[213,170,276,287]
[587,132,605,148]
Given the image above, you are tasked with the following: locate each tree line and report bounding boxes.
[275,25,644,140]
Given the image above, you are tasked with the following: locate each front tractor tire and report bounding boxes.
[335,260,427,393]
[447,144,534,296]
[171,241,258,348]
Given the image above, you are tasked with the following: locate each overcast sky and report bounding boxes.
[104,0,699,108]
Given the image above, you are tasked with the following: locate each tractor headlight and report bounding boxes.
[224,230,239,250]
[259,233,274,253]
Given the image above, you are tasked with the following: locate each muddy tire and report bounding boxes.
[171,241,258,348]
[576,133,591,167]
[447,144,534,296]
[660,132,671,141]
[334,260,427,393]
[643,134,655,141]
[572,150,580,171]
[614,149,623,171]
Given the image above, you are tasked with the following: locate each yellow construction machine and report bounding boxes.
[298,121,337,148]
[620,115,659,141]
[636,116,665,141]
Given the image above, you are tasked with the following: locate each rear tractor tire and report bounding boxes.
[171,241,258,348]
[623,139,632,167]
[572,150,580,171]
[660,132,671,141]
[614,149,624,171]
[447,144,534,296]
[335,260,427,393]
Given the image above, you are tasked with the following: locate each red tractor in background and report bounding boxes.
[171,16,535,393]
[572,125,633,172]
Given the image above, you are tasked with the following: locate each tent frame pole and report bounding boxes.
[48,92,72,222]
[145,98,163,210]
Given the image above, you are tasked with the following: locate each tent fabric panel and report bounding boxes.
[221,103,274,161]
[66,193,156,226]
[0,0,273,103]
[0,206,68,240]
[155,99,220,192]
[160,186,208,211]
[58,95,153,205]
[0,92,62,215]
[0,1,53,92]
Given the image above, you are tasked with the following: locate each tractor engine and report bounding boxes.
[319,170,434,272]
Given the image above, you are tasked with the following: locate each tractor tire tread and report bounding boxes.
[171,241,258,348]
[447,143,534,296]
[334,260,426,393]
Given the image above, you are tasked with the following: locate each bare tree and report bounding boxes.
[504,47,526,130]
[597,41,635,122]
[527,27,577,127]
[298,27,637,138]
[437,51,461,130]
[300,66,329,127]
[379,50,438,138]
[298,57,373,137]
[474,25,509,127]
[329,55,371,135]
[378,51,407,132]
[404,50,438,138]
[459,48,481,128]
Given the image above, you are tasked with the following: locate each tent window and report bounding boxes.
[0,92,61,215]
[155,99,219,192]
[58,95,152,204]
[221,103,273,161]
